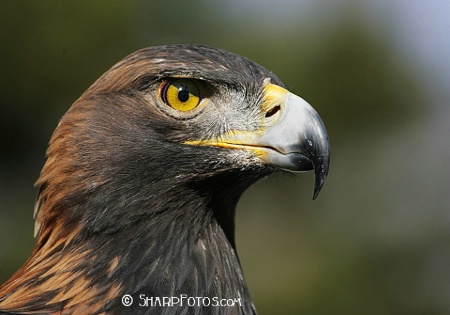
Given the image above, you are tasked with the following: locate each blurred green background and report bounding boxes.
[1,1,449,314]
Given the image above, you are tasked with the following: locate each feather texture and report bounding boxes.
[0,45,286,314]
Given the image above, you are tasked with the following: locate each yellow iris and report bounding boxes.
[161,79,201,111]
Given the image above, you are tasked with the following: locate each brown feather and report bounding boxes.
[0,44,297,314]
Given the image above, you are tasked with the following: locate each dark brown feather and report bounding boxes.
[0,45,285,314]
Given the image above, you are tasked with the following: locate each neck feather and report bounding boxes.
[0,193,256,314]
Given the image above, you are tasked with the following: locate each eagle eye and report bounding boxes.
[161,79,201,112]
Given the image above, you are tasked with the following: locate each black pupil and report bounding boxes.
[178,86,190,102]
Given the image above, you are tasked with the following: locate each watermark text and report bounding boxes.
[121,294,242,308]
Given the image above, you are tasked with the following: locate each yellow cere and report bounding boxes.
[262,83,289,113]
[163,79,201,112]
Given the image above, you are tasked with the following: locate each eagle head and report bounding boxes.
[0,44,329,315]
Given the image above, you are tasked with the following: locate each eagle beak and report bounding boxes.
[185,84,330,199]
[258,84,330,199]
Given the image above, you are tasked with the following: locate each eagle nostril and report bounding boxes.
[265,105,281,118]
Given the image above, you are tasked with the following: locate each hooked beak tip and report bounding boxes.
[311,152,330,200]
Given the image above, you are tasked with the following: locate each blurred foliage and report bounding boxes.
[1,1,447,314]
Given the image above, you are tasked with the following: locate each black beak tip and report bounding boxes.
[312,155,330,200]
[312,179,325,200]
